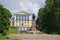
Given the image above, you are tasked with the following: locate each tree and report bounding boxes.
[37,0,60,34]
[0,4,12,35]
[53,0,60,34]
[36,8,45,31]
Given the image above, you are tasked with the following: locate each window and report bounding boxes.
[25,16,29,21]
[25,16,26,21]
[20,16,22,21]
[12,17,14,21]
[12,21,14,26]
[23,16,25,21]
[27,16,29,21]
[19,16,20,21]
[16,15,18,21]
[25,28,27,30]
[26,16,28,21]
[27,16,29,23]
[29,15,32,20]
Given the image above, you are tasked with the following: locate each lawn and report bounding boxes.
[0,28,22,40]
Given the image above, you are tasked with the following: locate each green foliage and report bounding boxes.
[36,8,45,31]
[0,4,12,35]
[37,0,60,34]
[8,28,18,34]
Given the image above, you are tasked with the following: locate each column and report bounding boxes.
[14,15,16,26]
[28,16,29,27]
[22,16,23,27]
[25,16,26,27]
[20,16,22,27]
[18,15,19,27]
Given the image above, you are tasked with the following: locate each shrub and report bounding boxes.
[8,28,18,34]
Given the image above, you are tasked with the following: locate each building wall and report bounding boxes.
[11,21,32,27]
[10,12,33,31]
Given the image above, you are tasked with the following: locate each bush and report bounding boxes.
[8,28,18,34]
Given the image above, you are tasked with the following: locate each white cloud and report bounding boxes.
[0,0,45,20]
[20,2,40,13]
[19,1,40,20]
[20,2,28,11]
[11,10,19,14]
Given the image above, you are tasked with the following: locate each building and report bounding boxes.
[10,11,33,31]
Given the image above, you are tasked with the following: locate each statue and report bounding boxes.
[32,14,35,20]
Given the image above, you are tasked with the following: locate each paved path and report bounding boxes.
[8,34,60,40]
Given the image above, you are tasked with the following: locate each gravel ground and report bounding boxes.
[8,34,60,40]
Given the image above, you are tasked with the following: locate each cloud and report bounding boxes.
[0,0,45,14]
[0,0,45,20]
[19,1,41,20]
[20,2,28,11]
[11,10,19,14]
[20,1,40,13]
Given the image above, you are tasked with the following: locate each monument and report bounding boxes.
[29,14,40,34]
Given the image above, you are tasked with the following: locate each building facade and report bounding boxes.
[10,12,33,31]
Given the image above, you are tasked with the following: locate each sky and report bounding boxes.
[0,0,46,19]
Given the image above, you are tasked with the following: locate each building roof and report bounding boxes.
[14,11,32,16]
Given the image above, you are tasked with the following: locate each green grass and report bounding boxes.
[0,34,8,40]
[0,28,22,40]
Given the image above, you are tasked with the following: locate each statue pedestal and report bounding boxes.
[32,20,36,31]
